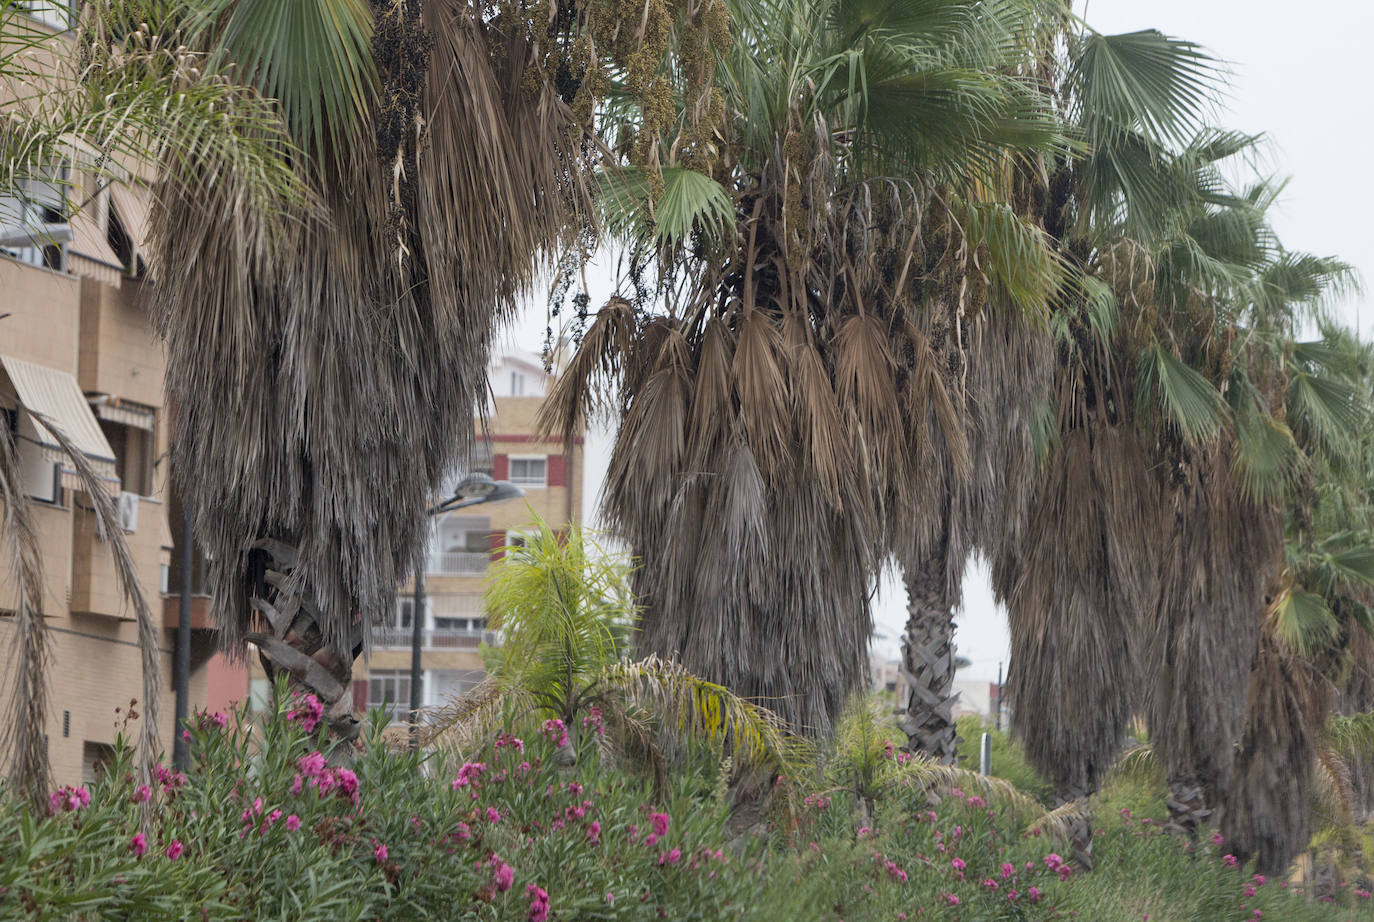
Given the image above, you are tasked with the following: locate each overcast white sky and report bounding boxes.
[498,0,1373,683]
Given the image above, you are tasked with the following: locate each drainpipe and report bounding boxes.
[172,500,192,770]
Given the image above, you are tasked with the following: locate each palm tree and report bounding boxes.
[544,0,1061,735]
[0,0,302,801]
[108,0,720,749]
[422,519,804,780]
[988,22,1228,865]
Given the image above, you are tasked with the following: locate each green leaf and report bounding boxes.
[1071,29,1221,147]
[207,0,376,159]
[1271,588,1338,656]
[1232,410,1302,503]
[599,166,735,252]
[1136,343,1227,444]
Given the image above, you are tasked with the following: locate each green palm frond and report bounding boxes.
[1270,587,1338,656]
[1323,712,1374,763]
[878,756,1049,818]
[1070,29,1220,148]
[196,0,377,159]
[1232,410,1303,503]
[1136,343,1228,444]
[599,166,736,252]
[1108,744,1164,787]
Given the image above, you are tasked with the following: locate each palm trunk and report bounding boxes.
[897,555,959,764]
[244,540,363,756]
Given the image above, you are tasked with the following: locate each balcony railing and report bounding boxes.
[372,626,500,651]
[427,551,490,576]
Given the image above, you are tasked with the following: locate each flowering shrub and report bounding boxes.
[0,695,761,921]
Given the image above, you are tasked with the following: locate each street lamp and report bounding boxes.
[408,473,524,749]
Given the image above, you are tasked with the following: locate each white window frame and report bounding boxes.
[366,670,416,723]
[507,455,547,487]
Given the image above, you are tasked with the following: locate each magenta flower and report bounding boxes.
[541,718,569,747]
[285,814,301,831]
[165,840,183,861]
[1001,862,1015,879]
[133,785,152,804]
[335,768,360,803]
[588,821,602,845]
[526,883,550,922]
[943,893,959,906]
[1253,874,1267,886]
[658,848,682,866]
[373,841,388,864]
[297,752,327,777]
[494,861,515,893]
[950,857,966,872]
[650,812,670,836]
[486,806,502,824]
[1212,832,1225,846]
[644,833,659,847]
[1027,886,1041,903]
[1244,885,1256,897]
[1043,853,1063,870]
[287,693,324,733]
[1223,854,1239,868]
[129,833,147,857]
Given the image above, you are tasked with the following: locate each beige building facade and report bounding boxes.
[0,165,244,785]
[345,353,586,722]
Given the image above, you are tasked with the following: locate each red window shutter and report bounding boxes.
[547,454,566,487]
[490,529,507,561]
[493,454,509,480]
[352,677,369,715]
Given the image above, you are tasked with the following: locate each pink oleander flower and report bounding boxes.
[1252,911,1263,919]
[494,861,515,893]
[659,848,682,866]
[373,840,388,864]
[335,768,360,803]
[287,694,324,733]
[486,806,501,824]
[1244,886,1256,897]
[289,774,304,796]
[453,762,487,789]
[628,824,639,842]
[1253,874,1267,886]
[1007,889,1020,902]
[857,827,872,839]
[644,833,659,847]
[297,752,327,777]
[1043,853,1063,870]
[982,878,999,890]
[129,833,147,857]
[1212,832,1225,846]
[165,840,183,861]
[943,893,959,906]
[1027,887,1042,903]
[526,884,550,922]
[1223,854,1239,868]
[541,718,569,747]
[133,785,151,804]
[650,812,670,836]
[588,821,601,845]
[1001,862,1016,879]
[885,861,908,883]
[950,858,966,872]
[285,814,301,831]
[495,734,525,753]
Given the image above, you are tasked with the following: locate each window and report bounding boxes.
[395,597,416,630]
[472,440,493,475]
[508,456,546,486]
[98,418,153,495]
[367,670,417,723]
[509,371,527,396]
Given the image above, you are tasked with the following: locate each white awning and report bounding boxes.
[93,400,155,431]
[0,354,116,466]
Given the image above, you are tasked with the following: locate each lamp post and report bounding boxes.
[408,474,524,750]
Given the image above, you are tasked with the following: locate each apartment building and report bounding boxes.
[0,154,250,783]
[345,353,585,723]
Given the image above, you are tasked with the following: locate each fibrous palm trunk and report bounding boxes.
[897,554,959,763]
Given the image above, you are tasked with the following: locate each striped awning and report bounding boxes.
[1,355,118,485]
[93,400,155,431]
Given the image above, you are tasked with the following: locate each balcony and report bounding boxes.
[427,551,490,576]
[371,626,500,651]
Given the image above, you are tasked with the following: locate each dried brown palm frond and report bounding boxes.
[37,417,162,804]
[1027,798,1093,847]
[993,414,1161,870]
[1140,442,1284,836]
[1222,624,1333,876]
[877,756,1050,821]
[145,0,596,702]
[0,420,49,805]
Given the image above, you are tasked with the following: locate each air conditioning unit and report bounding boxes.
[116,491,139,533]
